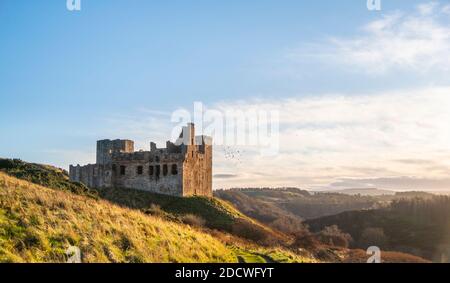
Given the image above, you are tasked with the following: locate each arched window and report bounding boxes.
[171,164,178,175]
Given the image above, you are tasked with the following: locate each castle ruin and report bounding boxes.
[69,123,212,197]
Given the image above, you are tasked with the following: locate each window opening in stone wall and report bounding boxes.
[149,165,154,176]
[171,164,178,175]
[155,165,160,177]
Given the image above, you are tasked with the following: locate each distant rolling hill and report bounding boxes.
[318,188,396,196]
[215,188,436,230]
[214,188,381,226]
[305,196,450,262]
[215,187,441,262]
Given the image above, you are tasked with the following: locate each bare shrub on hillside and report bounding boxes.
[181,214,206,227]
[291,229,320,250]
[270,217,305,234]
[144,204,166,217]
[231,219,269,244]
[317,225,352,248]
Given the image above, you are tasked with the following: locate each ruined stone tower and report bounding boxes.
[69,123,212,197]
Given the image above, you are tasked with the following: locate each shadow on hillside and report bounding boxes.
[94,186,287,247]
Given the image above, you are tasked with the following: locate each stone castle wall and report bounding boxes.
[96,139,134,165]
[182,138,212,197]
[110,151,184,196]
[69,124,212,197]
[69,163,112,188]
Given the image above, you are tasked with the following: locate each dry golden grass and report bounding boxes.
[97,185,287,245]
[0,172,237,263]
[0,172,318,263]
[216,198,289,241]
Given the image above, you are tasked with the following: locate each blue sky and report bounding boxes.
[2,0,450,190]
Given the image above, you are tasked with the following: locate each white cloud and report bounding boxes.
[330,176,450,191]
[297,2,450,74]
[64,86,450,191]
[417,2,439,15]
[210,86,450,190]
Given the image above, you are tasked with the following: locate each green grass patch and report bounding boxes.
[0,158,96,198]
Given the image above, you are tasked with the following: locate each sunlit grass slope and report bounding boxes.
[97,186,287,243]
[0,172,316,263]
[0,172,238,263]
[0,158,286,244]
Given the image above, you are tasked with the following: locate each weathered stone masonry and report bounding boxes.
[69,123,212,197]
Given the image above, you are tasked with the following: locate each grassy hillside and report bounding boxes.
[0,158,286,245]
[214,189,305,234]
[98,187,243,230]
[0,159,429,263]
[0,172,237,262]
[97,186,287,245]
[0,172,314,263]
[0,158,96,198]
